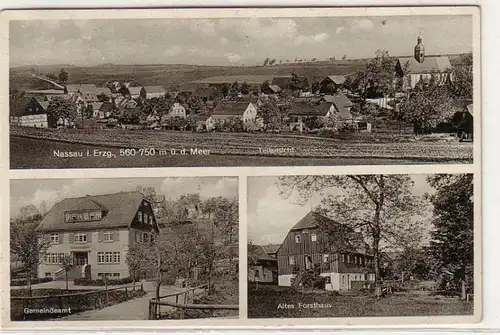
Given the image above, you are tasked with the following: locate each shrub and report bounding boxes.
[73,277,133,286]
[10,277,53,286]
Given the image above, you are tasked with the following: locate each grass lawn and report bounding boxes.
[10,127,472,169]
[248,285,473,318]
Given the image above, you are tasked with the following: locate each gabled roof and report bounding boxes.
[128,87,142,95]
[288,211,370,255]
[326,93,353,119]
[39,101,50,110]
[212,102,252,116]
[251,245,277,262]
[324,75,346,85]
[261,244,280,255]
[267,84,282,93]
[466,104,473,115]
[143,86,166,94]
[397,56,452,74]
[65,84,97,92]
[289,101,331,117]
[37,191,146,232]
[91,102,104,111]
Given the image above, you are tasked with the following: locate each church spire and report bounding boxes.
[414,33,425,63]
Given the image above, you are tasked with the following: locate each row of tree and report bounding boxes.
[262,55,348,66]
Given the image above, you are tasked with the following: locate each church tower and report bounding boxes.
[414,34,425,63]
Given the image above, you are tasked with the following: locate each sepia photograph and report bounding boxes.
[7,9,476,169]
[9,177,239,321]
[247,173,475,319]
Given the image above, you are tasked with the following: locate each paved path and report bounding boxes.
[59,281,206,320]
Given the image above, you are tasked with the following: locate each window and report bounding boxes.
[50,233,59,244]
[142,232,149,243]
[347,255,350,263]
[143,213,148,224]
[104,232,114,242]
[75,232,87,243]
[98,252,105,264]
[311,233,317,242]
[323,254,329,263]
[45,272,51,277]
[113,273,120,278]
[83,213,89,221]
[149,217,153,225]
[288,256,295,265]
[255,268,261,279]
[77,213,84,221]
[294,234,301,243]
[113,252,120,263]
[105,252,113,263]
[135,231,140,242]
[95,211,102,220]
[341,254,345,262]
[138,211,142,222]
[51,254,58,264]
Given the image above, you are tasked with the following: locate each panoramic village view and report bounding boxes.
[10,177,239,321]
[247,174,474,318]
[9,16,473,169]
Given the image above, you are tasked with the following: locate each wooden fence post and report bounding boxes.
[125,287,128,299]
[180,308,185,320]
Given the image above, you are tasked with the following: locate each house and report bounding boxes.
[262,244,280,258]
[17,97,51,128]
[212,102,258,124]
[75,118,103,130]
[450,101,473,140]
[276,211,375,291]
[128,87,143,99]
[288,101,332,131]
[395,35,452,90]
[36,191,159,280]
[114,96,138,110]
[320,93,354,123]
[248,244,278,284]
[167,102,187,119]
[141,86,166,99]
[91,101,114,119]
[319,75,346,93]
[65,84,98,95]
[261,84,281,95]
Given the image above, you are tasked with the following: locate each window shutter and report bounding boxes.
[59,233,64,244]
[69,233,75,244]
[87,232,92,243]
[114,230,120,242]
[98,231,104,242]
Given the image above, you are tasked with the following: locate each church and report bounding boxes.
[395,35,452,90]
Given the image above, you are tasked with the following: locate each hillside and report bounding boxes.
[9,61,367,92]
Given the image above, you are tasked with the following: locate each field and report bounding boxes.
[10,126,472,169]
[10,61,365,92]
[247,285,473,318]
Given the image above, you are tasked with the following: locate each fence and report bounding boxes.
[11,282,144,321]
[148,283,238,319]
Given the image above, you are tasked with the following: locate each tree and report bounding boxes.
[10,219,50,296]
[289,73,309,92]
[260,80,271,93]
[220,83,231,97]
[349,49,395,109]
[311,81,320,95]
[18,204,41,222]
[269,59,277,66]
[240,81,250,95]
[342,54,347,60]
[398,80,458,134]
[448,52,473,101]
[259,101,286,131]
[427,174,473,299]
[60,253,73,291]
[46,97,78,127]
[263,57,270,67]
[277,175,423,293]
[58,68,69,83]
[126,240,154,287]
[213,197,238,244]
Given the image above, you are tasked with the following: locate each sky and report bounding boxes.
[247,175,434,246]
[10,177,238,217]
[9,15,472,67]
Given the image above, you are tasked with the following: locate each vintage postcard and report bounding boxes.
[247,173,479,322]
[3,7,479,169]
[8,177,238,322]
[0,6,481,330]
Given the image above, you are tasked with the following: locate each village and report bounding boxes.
[10,177,239,321]
[10,35,473,144]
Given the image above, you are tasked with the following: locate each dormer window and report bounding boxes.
[138,211,142,222]
[143,213,147,223]
[65,210,103,223]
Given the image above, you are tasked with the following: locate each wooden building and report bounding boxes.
[276,211,375,291]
